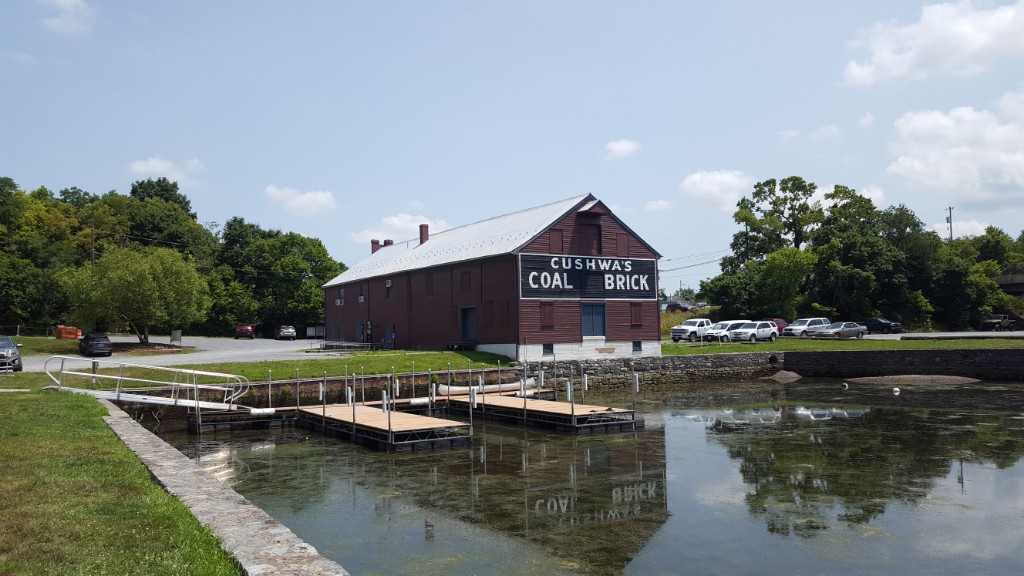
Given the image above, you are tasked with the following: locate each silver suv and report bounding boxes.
[0,336,24,372]
[782,317,831,337]
[729,320,779,342]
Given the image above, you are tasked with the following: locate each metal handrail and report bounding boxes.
[43,355,250,409]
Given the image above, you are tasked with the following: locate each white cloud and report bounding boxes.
[349,213,451,245]
[844,0,1024,86]
[38,0,95,34]
[679,169,756,213]
[809,124,842,141]
[605,139,640,160]
[264,185,338,216]
[860,184,886,205]
[858,112,875,127]
[932,217,987,238]
[886,87,1024,204]
[2,50,37,66]
[127,156,204,188]
[644,199,673,212]
[778,129,801,142]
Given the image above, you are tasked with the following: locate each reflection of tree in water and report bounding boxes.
[711,408,1024,537]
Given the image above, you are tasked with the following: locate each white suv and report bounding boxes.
[670,318,712,342]
[782,317,830,337]
[729,320,779,342]
[703,320,751,342]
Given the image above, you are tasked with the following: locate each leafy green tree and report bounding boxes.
[130,177,195,218]
[758,248,817,320]
[58,246,210,342]
[971,226,1015,270]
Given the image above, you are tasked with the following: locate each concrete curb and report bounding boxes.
[99,399,349,576]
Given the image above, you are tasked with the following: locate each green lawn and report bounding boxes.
[0,377,240,576]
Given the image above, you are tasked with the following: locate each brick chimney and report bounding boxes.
[371,239,381,254]
[383,239,394,247]
[419,224,429,245]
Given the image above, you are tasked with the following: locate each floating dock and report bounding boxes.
[447,393,639,433]
[296,404,472,451]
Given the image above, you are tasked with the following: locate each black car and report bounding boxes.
[861,318,902,334]
[79,333,113,357]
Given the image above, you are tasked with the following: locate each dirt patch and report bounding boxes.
[112,342,191,354]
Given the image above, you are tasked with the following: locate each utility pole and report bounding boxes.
[945,207,954,242]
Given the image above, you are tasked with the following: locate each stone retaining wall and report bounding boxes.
[523,351,784,387]
[783,349,1024,381]
[523,348,1024,387]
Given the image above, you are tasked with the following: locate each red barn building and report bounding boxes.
[321,194,662,361]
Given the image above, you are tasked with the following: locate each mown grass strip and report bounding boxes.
[0,379,240,576]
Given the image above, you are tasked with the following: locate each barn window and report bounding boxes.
[550,229,563,253]
[540,301,554,328]
[630,302,642,326]
[632,340,642,353]
[581,304,606,336]
[542,343,554,356]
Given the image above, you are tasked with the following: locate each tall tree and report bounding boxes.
[57,246,210,342]
[130,178,195,218]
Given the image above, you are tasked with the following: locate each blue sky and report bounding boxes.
[3,1,1024,294]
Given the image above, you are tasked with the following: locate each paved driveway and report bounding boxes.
[21,335,325,373]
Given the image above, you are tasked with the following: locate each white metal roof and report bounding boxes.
[323,194,592,287]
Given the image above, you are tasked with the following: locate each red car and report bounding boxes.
[762,318,789,331]
[234,324,255,339]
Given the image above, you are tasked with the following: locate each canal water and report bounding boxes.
[164,378,1024,575]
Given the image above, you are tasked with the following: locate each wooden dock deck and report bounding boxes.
[296,404,472,451]
[447,393,638,432]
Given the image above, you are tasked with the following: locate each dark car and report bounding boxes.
[0,336,24,372]
[861,318,902,334]
[234,324,255,339]
[664,303,685,313]
[762,318,789,331]
[79,333,113,357]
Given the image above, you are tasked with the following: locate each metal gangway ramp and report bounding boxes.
[43,356,255,419]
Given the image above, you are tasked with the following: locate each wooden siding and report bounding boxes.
[323,197,661,351]
[522,209,657,259]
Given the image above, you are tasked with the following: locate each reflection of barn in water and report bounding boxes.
[445,417,669,573]
[189,416,669,574]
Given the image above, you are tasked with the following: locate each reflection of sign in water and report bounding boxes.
[533,479,662,524]
[520,255,658,300]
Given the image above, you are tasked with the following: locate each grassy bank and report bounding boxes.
[0,376,241,576]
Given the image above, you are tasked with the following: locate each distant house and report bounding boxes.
[321,194,662,361]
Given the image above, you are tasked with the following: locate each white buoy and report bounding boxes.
[893,387,900,396]
[841,382,849,390]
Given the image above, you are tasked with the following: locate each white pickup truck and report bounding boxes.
[670,318,712,342]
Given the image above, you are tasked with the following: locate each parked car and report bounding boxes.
[79,333,113,357]
[979,314,1017,331]
[861,318,902,334]
[809,322,866,339]
[0,336,24,372]
[664,303,685,313]
[670,318,713,342]
[703,320,751,342]
[275,325,297,340]
[782,317,831,337]
[729,320,779,342]
[234,324,255,339]
[763,318,789,331]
